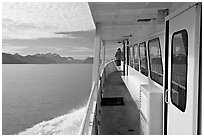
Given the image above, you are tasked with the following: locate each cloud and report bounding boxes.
[2,17,78,39]
[3,18,37,30]
[2,30,95,57]
[55,30,95,35]
[2,45,28,54]
[2,2,95,39]
[70,47,94,53]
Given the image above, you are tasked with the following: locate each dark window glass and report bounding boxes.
[171,30,188,112]
[148,38,163,85]
[129,46,134,67]
[133,44,139,71]
[127,46,130,65]
[139,42,148,76]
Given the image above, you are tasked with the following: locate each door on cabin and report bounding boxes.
[164,3,201,135]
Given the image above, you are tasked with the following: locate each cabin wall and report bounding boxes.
[126,31,165,94]
[123,31,165,134]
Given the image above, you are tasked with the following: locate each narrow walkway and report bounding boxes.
[98,71,140,135]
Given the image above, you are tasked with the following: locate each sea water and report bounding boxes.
[2,64,92,135]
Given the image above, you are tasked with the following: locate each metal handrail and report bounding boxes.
[79,60,116,135]
[79,81,96,134]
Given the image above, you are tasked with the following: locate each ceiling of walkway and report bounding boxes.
[89,2,185,43]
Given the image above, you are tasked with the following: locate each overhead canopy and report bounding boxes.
[89,2,185,43]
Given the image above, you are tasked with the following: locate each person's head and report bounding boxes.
[117,48,121,51]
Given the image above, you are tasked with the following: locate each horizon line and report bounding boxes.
[2,52,94,59]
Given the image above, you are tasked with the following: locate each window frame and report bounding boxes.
[147,37,163,86]
[170,29,188,112]
[133,44,139,71]
[139,42,148,76]
[129,46,134,68]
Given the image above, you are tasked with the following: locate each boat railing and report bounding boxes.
[79,59,117,135]
[79,81,97,135]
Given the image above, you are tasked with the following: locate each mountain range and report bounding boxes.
[2,53,93,64]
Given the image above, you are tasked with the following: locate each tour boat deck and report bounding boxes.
[98,71,140,135]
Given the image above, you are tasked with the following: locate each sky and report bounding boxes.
[2,2,96,59]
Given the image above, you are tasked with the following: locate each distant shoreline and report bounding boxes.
[2,52,94,64]
[2,63,93,64]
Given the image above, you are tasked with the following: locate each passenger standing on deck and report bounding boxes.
[115,48,123,66]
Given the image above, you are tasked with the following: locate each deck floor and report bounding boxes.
[98,71,140,135]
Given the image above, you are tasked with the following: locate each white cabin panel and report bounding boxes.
[166,4,200,135]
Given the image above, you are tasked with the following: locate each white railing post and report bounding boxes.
[92,23,101,87]
[102,40,106,68]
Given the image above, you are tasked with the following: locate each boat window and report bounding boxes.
[139,42,148,76]
[171,29,188,112]
[129,46,134,68]
[148,38,163,85]
[127,46,130,65]
[133,44,139,71]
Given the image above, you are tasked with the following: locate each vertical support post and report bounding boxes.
[123,41,126,76]
[102,41,106,67]
[163,20,169,135]
[92,24,101,86]
[126,40,129,76]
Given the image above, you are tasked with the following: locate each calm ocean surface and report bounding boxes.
[2,64,93,135]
